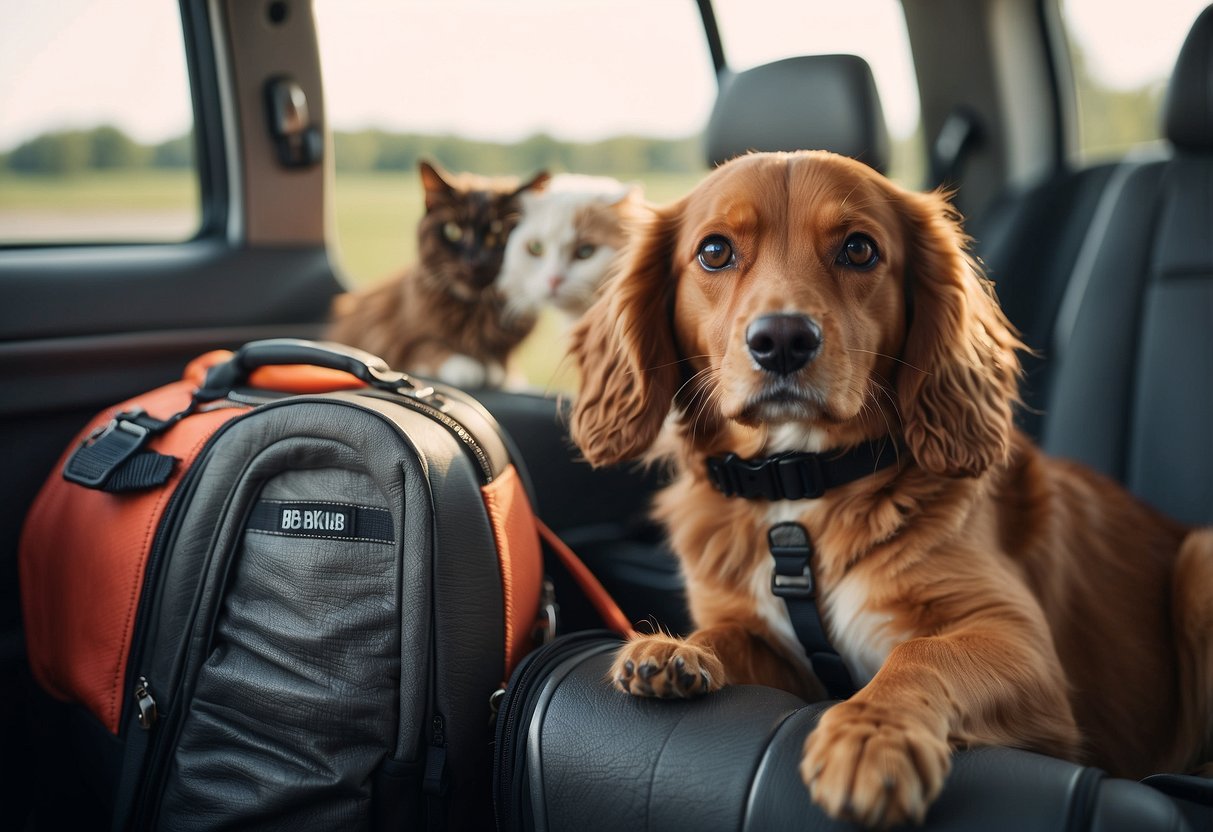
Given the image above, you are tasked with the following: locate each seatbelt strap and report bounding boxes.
[769,522,857,699]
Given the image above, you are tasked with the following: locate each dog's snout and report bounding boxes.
[746,314,822,375]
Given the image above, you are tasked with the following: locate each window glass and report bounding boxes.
[1060,0,1209,160]
[316,1,922,391]
[712,0,924,186]
[0,0,200,243]
[316,0,715,390]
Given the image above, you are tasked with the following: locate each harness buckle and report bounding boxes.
[771,564,815,599]
[768,521,815,598]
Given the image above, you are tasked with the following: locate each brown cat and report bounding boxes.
[327,159,549,387]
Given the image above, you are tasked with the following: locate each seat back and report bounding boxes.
[1041,5,1213,525]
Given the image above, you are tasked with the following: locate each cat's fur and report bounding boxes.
[327,160,549,387]
[497,174,642,321]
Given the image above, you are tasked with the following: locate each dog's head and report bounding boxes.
[569,151,1022,477]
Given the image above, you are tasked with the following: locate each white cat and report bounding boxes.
[498,174,642,321]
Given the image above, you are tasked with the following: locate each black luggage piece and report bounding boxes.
[495,633,1206,832]
[21,340,545,830]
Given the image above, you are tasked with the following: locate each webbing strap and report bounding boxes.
[63,409,184,493]
[768,522,857,699]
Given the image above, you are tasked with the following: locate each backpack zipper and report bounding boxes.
[358,388,496,483]
[113,412,247,831]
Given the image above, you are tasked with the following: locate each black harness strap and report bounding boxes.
[768,522,857,699]
[704,440,902,700]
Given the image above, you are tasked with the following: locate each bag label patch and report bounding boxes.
[247,500,394,543]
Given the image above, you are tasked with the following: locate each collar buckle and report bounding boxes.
[706,452,826,500]
[775,452,825,500]
[706,441,901,502]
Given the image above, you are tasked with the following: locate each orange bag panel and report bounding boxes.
[20,354,371,735]
[481,465,544,677]
[19,381,247,734]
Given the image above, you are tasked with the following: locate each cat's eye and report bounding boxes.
[574,243,597,260]
[526,240,544,257]
[697,235,735,271]
[443,222,464,244]
[835,233,879,270]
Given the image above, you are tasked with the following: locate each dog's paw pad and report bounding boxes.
[609,636,724,698]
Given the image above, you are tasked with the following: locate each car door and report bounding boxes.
[0,1,342,822]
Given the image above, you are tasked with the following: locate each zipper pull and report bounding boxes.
[488,687,506,727]
[534,579,558,646]
[134,676,158,730]
[423,714,447,795]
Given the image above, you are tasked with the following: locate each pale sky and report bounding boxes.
[0,0,1206,151]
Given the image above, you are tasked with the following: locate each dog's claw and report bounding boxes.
[608,635,725,698]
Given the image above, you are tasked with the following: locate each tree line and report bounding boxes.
[0,126,704,177]
[0,55,1164,180]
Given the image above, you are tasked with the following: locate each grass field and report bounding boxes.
[1,168,706,391]
[0,170,200,241]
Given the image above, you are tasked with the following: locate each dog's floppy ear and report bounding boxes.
[897,191,1023,478]
[569,202,683,467]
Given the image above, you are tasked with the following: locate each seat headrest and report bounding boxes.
[1164,5,1213,152]
[704,54,890,172]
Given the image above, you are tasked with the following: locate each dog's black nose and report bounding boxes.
[746,314,822,375]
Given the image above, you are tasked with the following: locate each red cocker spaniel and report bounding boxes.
[568,150,1212,828]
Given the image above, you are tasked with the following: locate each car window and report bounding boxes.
[1060,0,1210,160]
[0,0,200,244]
[712,0,923,186]
[315,0,715,390]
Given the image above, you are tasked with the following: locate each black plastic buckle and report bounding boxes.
[775,453,825,500]
[63,414,151,489]
[706,452,826,500]
[705,454,756,498]
[768,521,816,599]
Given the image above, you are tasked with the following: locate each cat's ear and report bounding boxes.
[419,160,456,212]
[597,181,644,209]
[513,170,550,197]
[604,184,646,223]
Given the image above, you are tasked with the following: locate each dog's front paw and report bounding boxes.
[609,634,725,698]
[800,700,951,829]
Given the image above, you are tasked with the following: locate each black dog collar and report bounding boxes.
[705,440,902,501]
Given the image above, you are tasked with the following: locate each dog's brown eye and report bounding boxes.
[837,233,879,270]
[698,235,735,271]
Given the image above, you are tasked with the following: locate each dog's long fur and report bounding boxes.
[568,151,1213,828]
